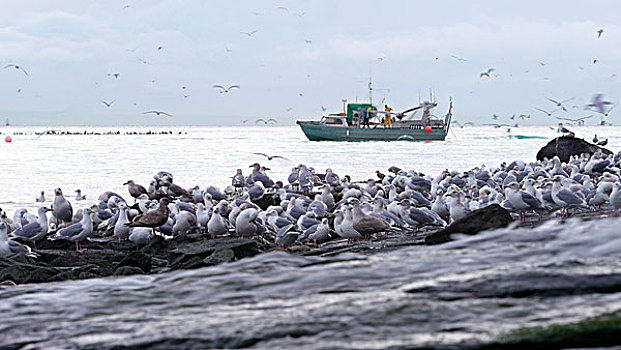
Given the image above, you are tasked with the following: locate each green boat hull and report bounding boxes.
[296,121,448,141]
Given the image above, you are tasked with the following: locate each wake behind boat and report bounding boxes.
[297,85,453,141]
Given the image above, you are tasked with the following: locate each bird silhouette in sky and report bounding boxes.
[3,64,29,76]
[213,84,240,93]
[546,96,575,112]
[597,28,604,38]
[256,118,278,124]
[143,110,174,117]
[480,68,495,78]
[534,107,560,117]
[252,153,290,161]
[240,30,259,37]
[101,100,114,108]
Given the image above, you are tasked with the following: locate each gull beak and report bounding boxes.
[46,208,53,212]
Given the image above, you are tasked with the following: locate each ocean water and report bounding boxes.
[1,124,621,349]
[1,124,618,214]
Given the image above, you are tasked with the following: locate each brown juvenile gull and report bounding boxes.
[349,198,392,237]
[127,198,171,234]
[124,180,148,201]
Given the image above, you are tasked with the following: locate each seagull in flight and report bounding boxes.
[277,6,289,12]
[450,55,468,62]
[538,61,547,66]
[143,110,174,117]
[213,84,240,93]
[597,28,604,38]
[556,115,593,122]
[183,94,190,99]
[101,100,114,108]
[321,106,327,112]
[480,68,495,78]
[240,30,259,37]
[546,96,575,112]
[534,107,560,117]
[252,153,290,161]
[492,114,500,120]
[586,93,613,114]
[256,118,278,124]
[304,39,312,44]
[451,121,474,128]
[3,64,29,76]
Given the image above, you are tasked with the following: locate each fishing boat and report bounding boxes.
[297,83,452,141]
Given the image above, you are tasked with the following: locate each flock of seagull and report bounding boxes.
[3,149,621,258]
[451,93,618,130]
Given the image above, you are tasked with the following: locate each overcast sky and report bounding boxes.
[1,1,620,126]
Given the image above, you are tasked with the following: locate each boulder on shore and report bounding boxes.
[536,136,612,163]
[425,204,513,245]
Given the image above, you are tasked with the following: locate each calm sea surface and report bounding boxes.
[2,124,619,213]
[1,124,621,349]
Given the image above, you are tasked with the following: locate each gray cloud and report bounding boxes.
[1,0,620,125]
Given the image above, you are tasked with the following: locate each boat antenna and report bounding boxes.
[368,76,373,105]
[342,99,347,113]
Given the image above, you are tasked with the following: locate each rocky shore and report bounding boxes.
[4,202,619,286]
[0,135,617,286]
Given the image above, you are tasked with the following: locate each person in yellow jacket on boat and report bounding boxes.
[384,105,393,128]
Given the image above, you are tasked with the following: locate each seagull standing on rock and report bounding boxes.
[0,222,36,258]
[124,180,148,201]
[49,208,95,252]
[505,182,542,222]
[127,198,171,235]
[551,176,587,215]
[52,188,73,226]
[9,206,52,249]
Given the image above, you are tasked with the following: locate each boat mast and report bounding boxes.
[368,77,373,105]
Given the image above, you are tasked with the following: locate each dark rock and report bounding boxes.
[151,257,169,267]
[536,136,612,163]
[47,264,102,282]
[46,250,116,277]
[141,235,171,258]
[48,252,89,267]
[204,248,235,266]
[171,255,205,270]
[425,204,513,245]
[35,238,73,250]
[116,251,152,273]
[170,240,215,259]
[0,257,61,284]
[113,266,145,276]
